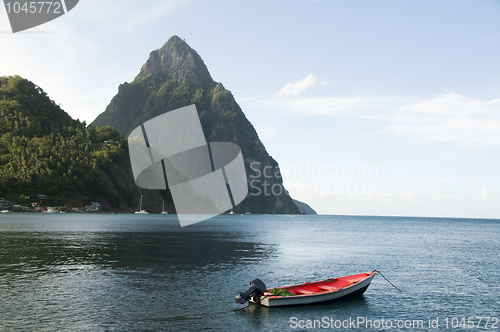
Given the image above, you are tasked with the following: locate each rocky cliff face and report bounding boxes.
[134,37,213,88]
[91,36,300,214]
[293,199,318,215]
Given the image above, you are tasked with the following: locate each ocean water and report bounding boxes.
[0,214,499,331]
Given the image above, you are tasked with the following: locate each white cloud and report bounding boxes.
[385,92,500,148]
[282,178,498,217]
[0,0,190,123]
[477,188,489,200]
[275,74,318,97]
[246,90,500,148]
[402,191,417,200]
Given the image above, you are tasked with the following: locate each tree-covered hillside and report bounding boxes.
[0,75,136,209]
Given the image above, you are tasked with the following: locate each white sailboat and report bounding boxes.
[161,200,168,215]
[135,195,148,214]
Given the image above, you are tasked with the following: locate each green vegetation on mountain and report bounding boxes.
[0,75,136,208]
[91,36,300,214]
[0,37,308,214]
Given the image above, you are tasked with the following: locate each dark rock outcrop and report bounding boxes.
[91,36,299,214]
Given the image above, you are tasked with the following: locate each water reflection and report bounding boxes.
[237,295,372,331]
[0,231,275,276]
[0,217,276,331]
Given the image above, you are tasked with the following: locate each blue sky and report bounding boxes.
[1,0,499,218]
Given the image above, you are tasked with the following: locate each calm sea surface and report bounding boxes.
[0,214,499,331]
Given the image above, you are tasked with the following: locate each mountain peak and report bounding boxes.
[90,36,301,214]
[133,36,213,86]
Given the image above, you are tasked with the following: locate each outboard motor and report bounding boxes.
[235,278,267,304]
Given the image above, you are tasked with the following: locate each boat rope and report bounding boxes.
[376,270,402,292]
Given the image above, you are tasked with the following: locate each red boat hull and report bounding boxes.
[251,271,377,307]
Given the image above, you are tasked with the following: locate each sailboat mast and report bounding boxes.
[137,195,142,211]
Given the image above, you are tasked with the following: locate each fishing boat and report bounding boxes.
[161,201,168,215]
[235,270,377,307]
[135,195,148,214]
